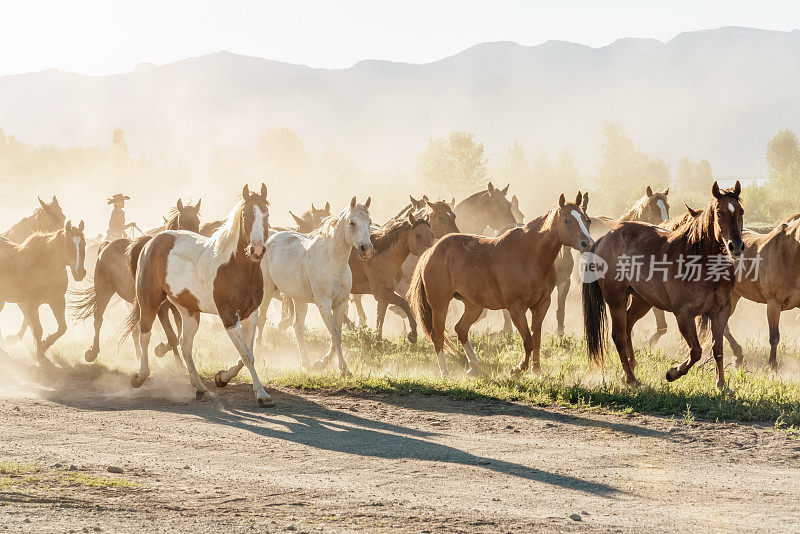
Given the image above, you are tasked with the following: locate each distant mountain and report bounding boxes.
[1,26,799,176]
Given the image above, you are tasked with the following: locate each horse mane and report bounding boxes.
[525,208,558,233]
[371,216,430,255]
[619,195,650,222]
[210,200,245,255]
[668,195,736,246]
[311,213,340,238]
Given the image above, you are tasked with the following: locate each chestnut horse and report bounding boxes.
[408,192,593,376]
[72,199,202,363]
[350,210,434,342]
[0,221,86,362]
[124,184,272,406]
[583,182,744,390]
[722,218,800,370]
[453,182,517,236]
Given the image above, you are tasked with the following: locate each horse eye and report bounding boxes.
[349,221,355,226]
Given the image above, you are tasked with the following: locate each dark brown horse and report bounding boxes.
[408,193,593,376]
[124,184,272,405]
[350,211,434,342]
[72,199,200,363]
[583,182,744,390]
[0,221,86,363]
[453,182,517,236]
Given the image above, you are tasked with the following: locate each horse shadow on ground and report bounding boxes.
[3,356,623,498]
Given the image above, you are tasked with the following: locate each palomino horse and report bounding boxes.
[125,184,272,406]
[722,218,800,370]
[453,182,517,236]
[0,221,86,362]
[583,182,744,390]
[72,199,202,363]
[554,187,671,339]
[350,211,434,342]
[408,192,593,376]
[246,197,373,376]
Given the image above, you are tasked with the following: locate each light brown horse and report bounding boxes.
[583,182,745,390]
[350,211,434,342]
[452,182,517,236]
[2,196,66,242]
[722,218,800,370]
[72,199,201,363]
[124,184,272,405]
[290,202,332,233]
[408,193,593,376]
[0,221,86,363]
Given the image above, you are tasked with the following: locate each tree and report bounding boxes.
[677,156,713,194]
[766,129,800,178]
[501,141,530,184]
[418,131,487,195]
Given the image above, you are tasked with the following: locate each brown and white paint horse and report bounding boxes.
[125,184,273,406]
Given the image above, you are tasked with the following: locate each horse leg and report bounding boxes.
[170,308,211,398]
[527,295,551,373]
[85,277,114,362]
[710,304,732,392]
[608,301,638,387]
[384,290,417,344]
[154,304,182,367]
[21,303,47,365]
[353,295,368,328]
[454,302,485,375]
[766,299,781,371]
[130,303,159,389]
[292,301,311,369]
[312,298,338,370]
[332,299,350,376]
[648,309,668,349]
[723,295,744,367]
[555,276,570,337]
[508,303,535,375]
[375,297,388,341]
[255,298,270,344]
[6,316,28,344]
[501,310,514,335]
[277,294,294,331]
[40,297,67,351]
[625,295,652,371]
[666,312,704,383]
[430,298,451,378]
[219,311,272,405]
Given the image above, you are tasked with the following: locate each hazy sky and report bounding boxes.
[1,0,798,75]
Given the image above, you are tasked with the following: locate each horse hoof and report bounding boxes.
[84,349,98,363]
[214,371,229,388]
[153,343,169,358]
[407,332,418,344]
[665,368,679,382]
[196,390,208,400]
[130,374,145,388]
[510,365,524,376]
[340,368,353,378]
[257,396,275,407]
[311,359,327,372]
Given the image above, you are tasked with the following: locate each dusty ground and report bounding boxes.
[1,361,799,533]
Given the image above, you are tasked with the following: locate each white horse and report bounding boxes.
[127,184,273,406]
[261,197,373,375]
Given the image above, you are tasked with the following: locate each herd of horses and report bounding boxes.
[0,179,797,405]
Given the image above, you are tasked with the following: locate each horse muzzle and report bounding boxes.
[726,239,745,258]
[72,268,87,282]
[248,243,266,260]
[359,243,374,260]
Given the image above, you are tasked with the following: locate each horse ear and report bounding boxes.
[711,181,721,199]
[260,183,268,199]
[511,194,519,207]
[425,200,435,209]
[487,182,495,194]
[350,196,357,209]
[311,203,318,212]
[324,202,330,212]
[500,183,510,196]
[422,195,429,201]
[163,216,168,224]
[559,194,566,208]
[289,211,304,226]
[64,220,72,231]
[408,211,416,224]
[38,197,48,210]
[451,197,456,208]
[582,192,589,211]
[733,180,741,197]
[646,185,653,197]
[177,199,183,210]
[78,220,85,232]
[242,184,250,199]
[52,196,59,206]
[364,197,371,209]
[663,187,670,196]
[409,195,419,207]
[686,204,699,216]
[195,199,201,211]
[575,191,582,206]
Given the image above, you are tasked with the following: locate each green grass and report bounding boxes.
[0,459,137,491]
[60,472,137,488]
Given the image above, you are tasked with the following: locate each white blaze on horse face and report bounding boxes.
[728,202,735,213]
[249,205,267,257]
[73,236,82,272]
[571,210,592,243]
[657,200,668,222]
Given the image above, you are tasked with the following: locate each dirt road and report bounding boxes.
[1,363,799,533]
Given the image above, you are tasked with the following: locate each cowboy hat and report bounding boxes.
[107,193,131,205]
